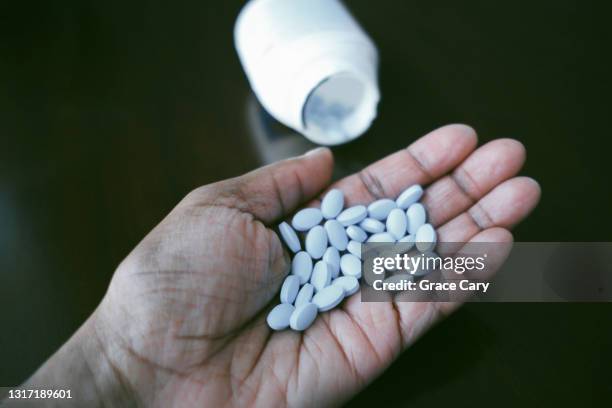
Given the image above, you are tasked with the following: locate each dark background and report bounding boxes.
[1,0,611,406]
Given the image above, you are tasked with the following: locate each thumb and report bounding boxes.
[187,147,334,224]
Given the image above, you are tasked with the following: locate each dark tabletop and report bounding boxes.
[1,0,611,406]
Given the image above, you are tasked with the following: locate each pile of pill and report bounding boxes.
[267,184,436,331]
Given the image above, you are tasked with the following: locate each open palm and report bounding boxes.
[97,125,540,407]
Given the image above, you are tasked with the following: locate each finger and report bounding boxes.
[394,227,514,336]
[422,138,526,227]
[323,124,478,205]
[335,173,537,364]
[432,227,514,315]
[184,147,334,223]
[299,227,514,406]
[437,176,542,242]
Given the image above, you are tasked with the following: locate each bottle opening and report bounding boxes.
[303,72,378,145]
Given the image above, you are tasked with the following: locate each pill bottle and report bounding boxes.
[234,0,380,146]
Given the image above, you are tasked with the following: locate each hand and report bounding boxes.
[20,125,540,407]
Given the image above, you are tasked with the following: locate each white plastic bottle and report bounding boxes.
[234,0,380,145]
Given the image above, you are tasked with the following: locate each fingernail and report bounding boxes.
[304,147,328,157]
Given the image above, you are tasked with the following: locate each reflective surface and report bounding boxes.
[1,0,611,405]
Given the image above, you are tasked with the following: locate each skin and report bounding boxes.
[14,125,540,407]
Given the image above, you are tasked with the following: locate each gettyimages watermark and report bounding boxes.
[360,242,612,302]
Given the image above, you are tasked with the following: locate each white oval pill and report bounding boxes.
[305,225,327,259]
[398,234,416,251]
[385,273,413,283]
[411,265,429,277]
[367,199,397,220]
[291,251,313,284]
[364,265,383,287]
[386,208,407,240]
[323,247,340,278]
[406,203,426,234]
[312,285,345,312]
[278,222,301,253]
[332,276,360,296]
[396,184,423,209]
[415,223,437,253]
[367,232,396,243]
[383,273,413,290]
[324,219,348,251]
[337,205,367,226]
[294,283,315,308]
[280,275,300,304]
[291,208,323,231]
[289,302,318,331]
[321,189,344,219]
[267,303,295,330]
[411,253,439,277]
[310,260,332,292]
[347,240,361,259]
[340,253,362,278]
[359,218,385,234]
[346,225,367,243]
